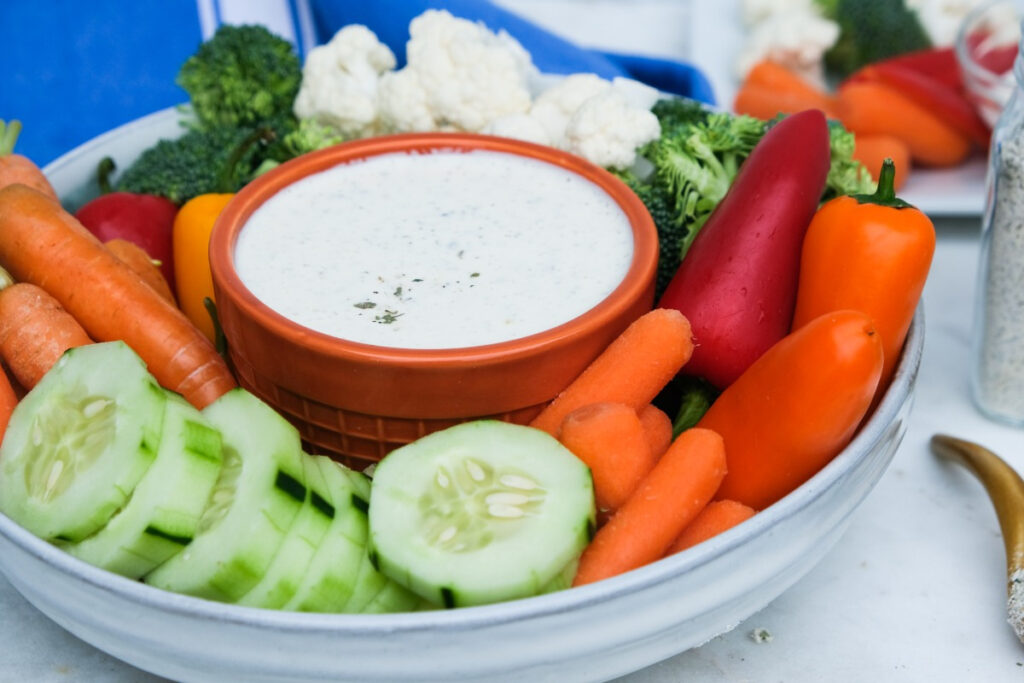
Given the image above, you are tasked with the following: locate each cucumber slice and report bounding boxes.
[540,558,579,595]
[360,578,431,614]
[237,453,334,609]
[342,550,392,613]
[144,389,305,602]
[0,342,165,542]
[368,421,595,608]
[282,455,369,613]
[66,392,223,578]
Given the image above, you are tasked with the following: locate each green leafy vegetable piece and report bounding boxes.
[823,119,876,200]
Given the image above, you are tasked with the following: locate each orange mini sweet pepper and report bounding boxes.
[791,158,935,391]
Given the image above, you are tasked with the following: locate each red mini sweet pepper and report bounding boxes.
[657,109,831,390]
[75,157,179,292]
[847,63,990,148]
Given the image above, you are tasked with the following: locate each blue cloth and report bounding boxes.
[1,0,713,167]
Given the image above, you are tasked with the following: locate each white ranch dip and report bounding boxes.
[234,149,634,349]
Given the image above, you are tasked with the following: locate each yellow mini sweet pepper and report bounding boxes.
[172,193,233,342]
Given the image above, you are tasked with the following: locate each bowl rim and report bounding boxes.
[209,132,659,365]
[0,308,924,635]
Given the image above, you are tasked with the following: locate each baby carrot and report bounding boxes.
[638,403,673,459]
[0,369,15,438]
[733,61,838,120]
[837,81,970,167]
[572,427,727,586]
[665,499,755,555]
[0,184,236,409]
[0,282,92,389]
[699,310,883,510]
[0,120,57,200]
[559,402,659,514]
[530,309,694,435]
[105,238,176,304]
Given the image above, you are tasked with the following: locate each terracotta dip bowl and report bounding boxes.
[209,133,658,468]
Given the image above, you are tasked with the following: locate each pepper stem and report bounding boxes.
[97,157,116,195]
[851,158,913,209]
[0,120,22,157]
[203,297,229,363]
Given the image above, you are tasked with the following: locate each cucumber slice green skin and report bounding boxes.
[237,453,334,609]
[368,421,596,609]
[282,456,369,613]
[144,389,305,603]
[0,342,165,542]
[360,573,435,613]
[67,391,224,578]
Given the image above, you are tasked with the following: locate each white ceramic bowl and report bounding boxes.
[0,108,924,682]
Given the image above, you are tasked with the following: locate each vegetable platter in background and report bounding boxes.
[0,5,933,626]
[692,0,992,215]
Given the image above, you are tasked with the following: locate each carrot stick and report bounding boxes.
[0,364,16,438]
[572,427,727,586]
[0,184,236,408]
[559,402,659,514]
[852,135,911,190]
[0,120,57,200]
[733,61,838,120]
[665,499,755,555]
[105,238,176,304]
[637,403,672,459]
[0,282,93,389]
[837,81,971,168]
[530,309,694,435]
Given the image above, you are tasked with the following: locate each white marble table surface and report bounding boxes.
[4,1,1024,681]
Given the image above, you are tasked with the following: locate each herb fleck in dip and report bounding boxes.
[234,150,633,349]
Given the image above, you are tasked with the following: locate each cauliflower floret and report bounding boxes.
[741,0,821,26]
[563,91,660,170]
[377,9,537,133]
[481,113,552,146]
[610,77,663,112]
[377,68,438,133]
[293,25,396,138]
[529,73,612,146]
[905,0,989,46]
[735,10,839,86]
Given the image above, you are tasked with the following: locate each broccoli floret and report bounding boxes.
[649,97,710,139]
[251,119,347,178]
[280,119,345,157]
[652,112,765,253]
[117,123,280,204]
[177,24,301,130]
[627,101,765,299]
[825,0,931,78]
[824,119,875,199]
[627,179,682,298]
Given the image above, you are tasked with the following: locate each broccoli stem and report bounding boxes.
[852,158,913,209]
[0,119,22,157]
[96,157,117,195]
[216,126,277,193]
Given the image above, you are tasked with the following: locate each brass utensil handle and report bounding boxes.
[931,434,1024,588]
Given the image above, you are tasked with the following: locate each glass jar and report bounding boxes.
[972,28,1024,425]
